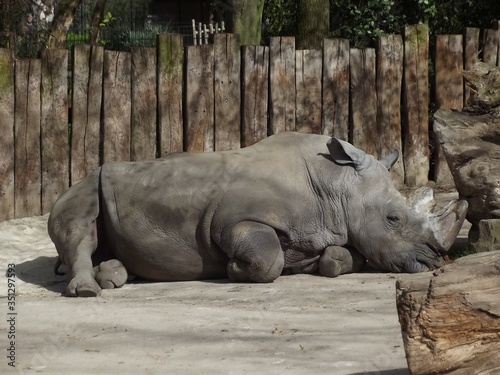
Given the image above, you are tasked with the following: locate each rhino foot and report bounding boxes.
[93,259,128,289]
[65,273,102,297]
[319,246,366,277]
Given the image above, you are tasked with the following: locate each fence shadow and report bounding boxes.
[15,255,66,294]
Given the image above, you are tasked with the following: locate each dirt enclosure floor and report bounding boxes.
[0,191,470,375]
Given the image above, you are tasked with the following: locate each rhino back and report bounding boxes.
[98,132,336,280]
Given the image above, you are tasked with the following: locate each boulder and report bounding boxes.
[433,62,500,245]
[433,109,500,229]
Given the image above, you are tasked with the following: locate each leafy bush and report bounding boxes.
[262,0,500,48]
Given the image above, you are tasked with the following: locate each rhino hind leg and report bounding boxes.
[318,246,366,277]
[93,259,128,289]
[221,221,284,283]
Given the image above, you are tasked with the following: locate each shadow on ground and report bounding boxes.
[15,255,66,294]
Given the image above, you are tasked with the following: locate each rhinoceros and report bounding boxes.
[48,132,468,297]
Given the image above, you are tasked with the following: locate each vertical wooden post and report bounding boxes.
[0,49,15,220]
[185,44,214,152]
[269,37,296,134]
[322,39,349,140]
[71,45,103,185]
[464,28,480,106]
[157,33,184,156]
[214,33,241,151]
[41,49,69,214]
[296,49,322,134]
[131,47,157,161]
[482,29,499,66]
[14,59,41,218]
[403,24,429,187]
[434,35,463,185]
[241,45,269,147]
[350,48,377,157]
[102,50,131,163]
[377,35,404,187]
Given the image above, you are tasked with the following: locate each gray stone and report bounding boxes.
[470,219,500,252]
[433,108,500,232]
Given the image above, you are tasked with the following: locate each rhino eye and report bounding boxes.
[387,213,401,225]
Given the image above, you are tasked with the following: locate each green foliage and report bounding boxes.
[261,0,500,48]
[448,244,477,260]
[262,0,298,40]
[99,12,116,27]
[330,0,406,47]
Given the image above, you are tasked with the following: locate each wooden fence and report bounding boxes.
[1,24,499,222]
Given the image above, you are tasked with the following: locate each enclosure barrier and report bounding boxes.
[0,23,500,222]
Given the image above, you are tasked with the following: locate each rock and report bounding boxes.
[470,219,500,252]
[433,109,500,232]
[463,61,500,113]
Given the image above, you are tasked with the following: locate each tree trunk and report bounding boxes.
[297,0,330,50]
[47,0,83,50]
[228,0,265,46]
[396,251,500,375]
[89,0,107,45]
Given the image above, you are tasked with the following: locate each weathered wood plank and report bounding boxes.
[157,33,183,155]
[214,33,241,151]
[41,49,69,214]
[296,49,322,134]
[483,29,499,66]
[434,35,463,185]
[131,47,157,161]
[102,50,131,163]
[350,48,377,157]
[377,35,404,187]
[14,59,41,218]
[241,45,269,147]
[322,38,349,140]
[464,28,480,106]
[403,24,429,187]
[71,45,103,185]
[396,252,500,375]
[0,48,15,220]
[269,37,296,133]
[185,44,214,152]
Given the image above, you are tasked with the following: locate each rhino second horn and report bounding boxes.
[410,187,437,214]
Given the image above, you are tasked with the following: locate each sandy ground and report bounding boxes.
[0,191,470,375]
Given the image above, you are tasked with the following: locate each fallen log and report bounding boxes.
[396,251,500,375]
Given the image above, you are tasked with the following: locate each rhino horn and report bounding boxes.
[428,199,469,253]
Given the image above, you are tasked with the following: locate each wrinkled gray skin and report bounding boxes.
[48,132,468,297]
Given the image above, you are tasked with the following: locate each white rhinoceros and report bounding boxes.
[48,132,468,297]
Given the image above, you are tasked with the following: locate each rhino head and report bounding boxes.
[327,138,468,273]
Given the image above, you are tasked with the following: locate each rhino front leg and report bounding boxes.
[220,221,284,283]
[48,169,103,297]
[63,229,102,297]
[319,246,366,277]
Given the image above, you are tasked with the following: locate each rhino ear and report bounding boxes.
[380,150,399,170]
[327,138,370,171]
